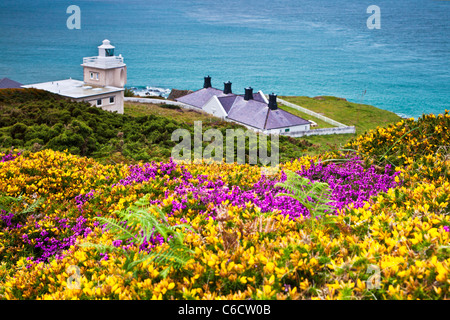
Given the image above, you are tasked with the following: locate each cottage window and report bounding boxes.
[97,99,102,106]
[109,96,115,104]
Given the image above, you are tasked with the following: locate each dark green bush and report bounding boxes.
[0,88,307,164]
[10,123,28,140]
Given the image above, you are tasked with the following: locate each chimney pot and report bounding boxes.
[223,81,232,94]
[203,75,212,89]
[244,87,253,101]
[268,92,278,110]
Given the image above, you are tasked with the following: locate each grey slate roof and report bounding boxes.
[234,91,266,103]
[265,108,310,129]
[252,91,267,103]
[176,87,226,108]
[175,85,309,130]
[217,95,238,113]
[226,96,310,130]
[0,77,23,89]
[227,96,270,129]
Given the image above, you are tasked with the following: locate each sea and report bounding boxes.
[0,0,449,119]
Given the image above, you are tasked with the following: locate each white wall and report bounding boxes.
[264,124,310,135]
[203,96,227,118]
[80,91,124,114]
[258,90,269,104]
[282,126,356,137]
[83,66,127,88]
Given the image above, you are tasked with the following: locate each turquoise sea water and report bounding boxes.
[0,0,449,119]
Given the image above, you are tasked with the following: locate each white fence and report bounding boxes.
[281,126,356,137]
[82,56,125,68]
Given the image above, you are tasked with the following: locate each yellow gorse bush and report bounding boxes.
[1,111,450,300]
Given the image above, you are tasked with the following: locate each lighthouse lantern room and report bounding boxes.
[82,39,127,88]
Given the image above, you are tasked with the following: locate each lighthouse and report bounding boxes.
[23,40,127,114]
[82,39,127,88]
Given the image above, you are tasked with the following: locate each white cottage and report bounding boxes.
[176,77,311,134]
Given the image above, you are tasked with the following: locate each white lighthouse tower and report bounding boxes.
[82,39,127,88]
[79,39,127,113]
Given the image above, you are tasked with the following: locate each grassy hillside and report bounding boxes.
[280,96,402,133]
[279,96,402,155]
[0,89,311,165]
[124,102,215,123]
[125,96,403,157]
[0,89,184,164]
[0,89,404,162]
[1,109,450,300]
[277,104,336,129]
[1,89,450,301]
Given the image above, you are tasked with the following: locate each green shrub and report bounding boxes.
[0,88,308,164]
[9,123,28,140]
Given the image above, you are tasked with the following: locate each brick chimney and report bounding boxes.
[244,87,253,101]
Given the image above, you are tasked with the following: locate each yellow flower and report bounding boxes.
[264,262,275,273]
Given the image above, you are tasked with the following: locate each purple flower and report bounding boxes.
[74,190,97,213]
[20,155,398,267]
[99,252,109,261]
[112,240,123,247]
[111,158,180,188]
[0,151,21,163]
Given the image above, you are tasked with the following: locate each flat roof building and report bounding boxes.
[23,40,126,114]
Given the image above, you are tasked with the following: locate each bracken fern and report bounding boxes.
[0,194,44,219]
[81,194,194,277]
[275,170,336,230]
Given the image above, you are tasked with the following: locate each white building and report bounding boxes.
[176,77,311,134]
[23,40,126,114]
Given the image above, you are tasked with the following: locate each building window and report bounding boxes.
[109,96,115,104]
[285,128,290,132]
[90,72,99,80]
[97,99,102,106]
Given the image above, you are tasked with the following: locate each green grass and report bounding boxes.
[279,96,401,134]
[300,134,357,156]
[124,102,217,124]
[277,105,336,129]
[279,96,402,155]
